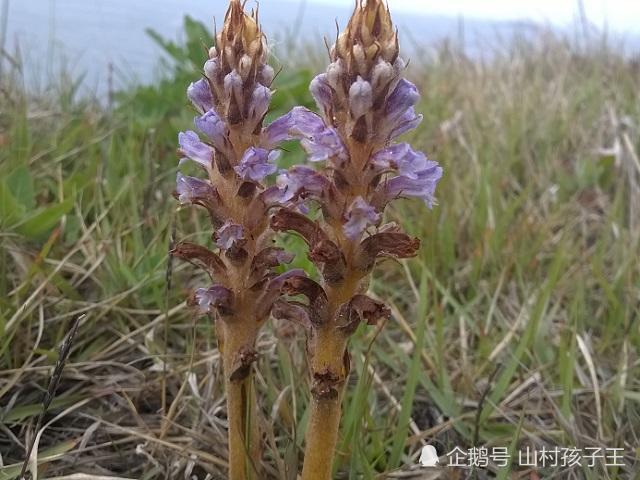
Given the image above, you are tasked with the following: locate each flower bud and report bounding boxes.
[238,54,253,81]
[258,64,274,87]
[204,59,219,80]
[332,0,398,76]
[371,59,394,92]
[349,76,373,119]
[326,61,344,90]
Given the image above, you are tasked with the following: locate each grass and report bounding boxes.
[1,17,640,479]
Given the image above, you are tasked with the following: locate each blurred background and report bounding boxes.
[1,1,639,479]
[3,0,639,94]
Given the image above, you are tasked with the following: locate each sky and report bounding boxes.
[306,0,640,33]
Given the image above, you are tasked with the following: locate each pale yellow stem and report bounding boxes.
[301,394,343,480]
[221,322,260,480]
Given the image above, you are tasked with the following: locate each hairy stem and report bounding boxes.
[221,322,260,480]
[301,393,343,480]
[301,327,349,480]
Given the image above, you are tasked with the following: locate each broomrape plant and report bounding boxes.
[173,0,442,478]
[172,1,306,478]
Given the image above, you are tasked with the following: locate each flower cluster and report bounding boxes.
[171,3,310,478]
[172,1,443,478]
[270,0,443,386]
[173,1,306,349]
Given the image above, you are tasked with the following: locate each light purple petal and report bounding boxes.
[195,285,233,314]
[187,79,213,113]
[264,107,347,162]
[176,172,215,205]
[263,111,295,147]
[215,221,245,250]
[178,131,214,168]
[249,84,272,121]
[234,147,279,182]
[385,79,420,122]
[343,197,381,240]
[258,185,287,207]
[310,74,333,117]
[384,161,444,208]
[194,110,228,151]
[262,107,326,148]
[372,143,429,179]
[301,128,348,163]
[349,76,373,118]
[276,166,329,202]
[224,70,243,99]
[290,107,327,137]
[389,108,423,140]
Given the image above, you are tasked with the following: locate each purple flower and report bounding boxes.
[248,84,272,122]
[263,112,295,147]
[176,172,215,205]
[187,78,214,113]
[344,197,380,240]
[282,108,348,162]
[258,185,288,207]
[310,74,333,118]
[194,285,233,314]
[349,76,373,119]
[301,128,348,163]
[389,107,423,140]
[194,110,228,152]
[371,143,429,178]
[224,70,243,100]
[385,79,420,122]
[215,221,245,250]
[178,131,214,168]
[382,161,443,208]
[290,107,327,137]
[235,147,279,182]
[276,166,329,202]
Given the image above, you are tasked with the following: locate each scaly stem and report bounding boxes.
[301,327,349,480]
[301,393,343,480]
[221,322,260,480]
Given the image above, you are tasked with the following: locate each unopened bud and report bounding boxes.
[238,54,253,81]
[204,59,219,79]
[258,64,275,87]
[326,61,343,89]
[224,46,235,70]
[349,76,373,119]
[371,59,394,91]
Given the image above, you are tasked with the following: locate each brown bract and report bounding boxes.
[208,0,270,129]
[334,0,398,76]
[217,0,265,73]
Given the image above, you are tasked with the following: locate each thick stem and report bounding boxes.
[301,394,343,480]
[301,327,349,480]
[221,321,260,480]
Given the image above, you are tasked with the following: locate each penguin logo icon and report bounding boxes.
[419,445,439,467]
